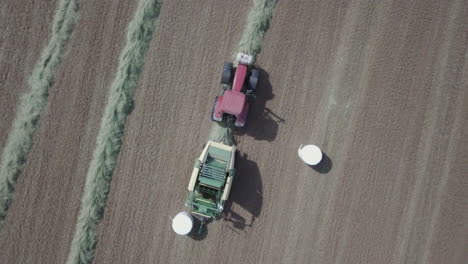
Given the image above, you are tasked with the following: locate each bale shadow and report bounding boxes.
[222,152,263,231]
[235,68,284,143]
[309,152,332,174]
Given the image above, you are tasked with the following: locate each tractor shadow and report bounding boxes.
[222,152,263,231]
[235,68,284,143]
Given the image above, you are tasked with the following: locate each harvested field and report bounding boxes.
[0,0,136,263]
[1,0,468,264]
[66,0,162,262]
[0,0,79,229]
[0,0,57,160]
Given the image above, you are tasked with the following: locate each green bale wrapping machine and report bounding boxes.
[185,141,236,222]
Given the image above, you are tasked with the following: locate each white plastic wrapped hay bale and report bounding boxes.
[172,211,193,235]
[298,144,322,166]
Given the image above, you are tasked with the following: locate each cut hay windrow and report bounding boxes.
[66,0,162,263]
[0,0,80,230]
[209,122,235,146]
[237,0,277,62]
[208,0,277,144]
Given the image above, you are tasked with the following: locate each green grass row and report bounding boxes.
[237,0,277,62]
[0,0,80,230]
[65,0,162,263]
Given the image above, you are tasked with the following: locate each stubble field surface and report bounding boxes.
[0,0,467,263]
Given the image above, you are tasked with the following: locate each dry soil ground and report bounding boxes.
[0,0,467,263]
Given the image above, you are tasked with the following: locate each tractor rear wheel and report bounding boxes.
[221,62,233,84]
[249,69,259,90]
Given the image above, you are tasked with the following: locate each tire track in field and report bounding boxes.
[208,0,277,145]
[0,0,80,230]
[65,0,162,263]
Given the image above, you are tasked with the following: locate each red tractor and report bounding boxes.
[211,53,259,127]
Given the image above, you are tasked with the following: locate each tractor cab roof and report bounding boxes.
[221,90,246,116]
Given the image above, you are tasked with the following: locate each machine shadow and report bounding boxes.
[187,217,212,241]
[310,152,332,174]
[222,152,263,231]
[235,68,284,143]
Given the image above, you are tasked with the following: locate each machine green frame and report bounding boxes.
[185,141,236,218]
